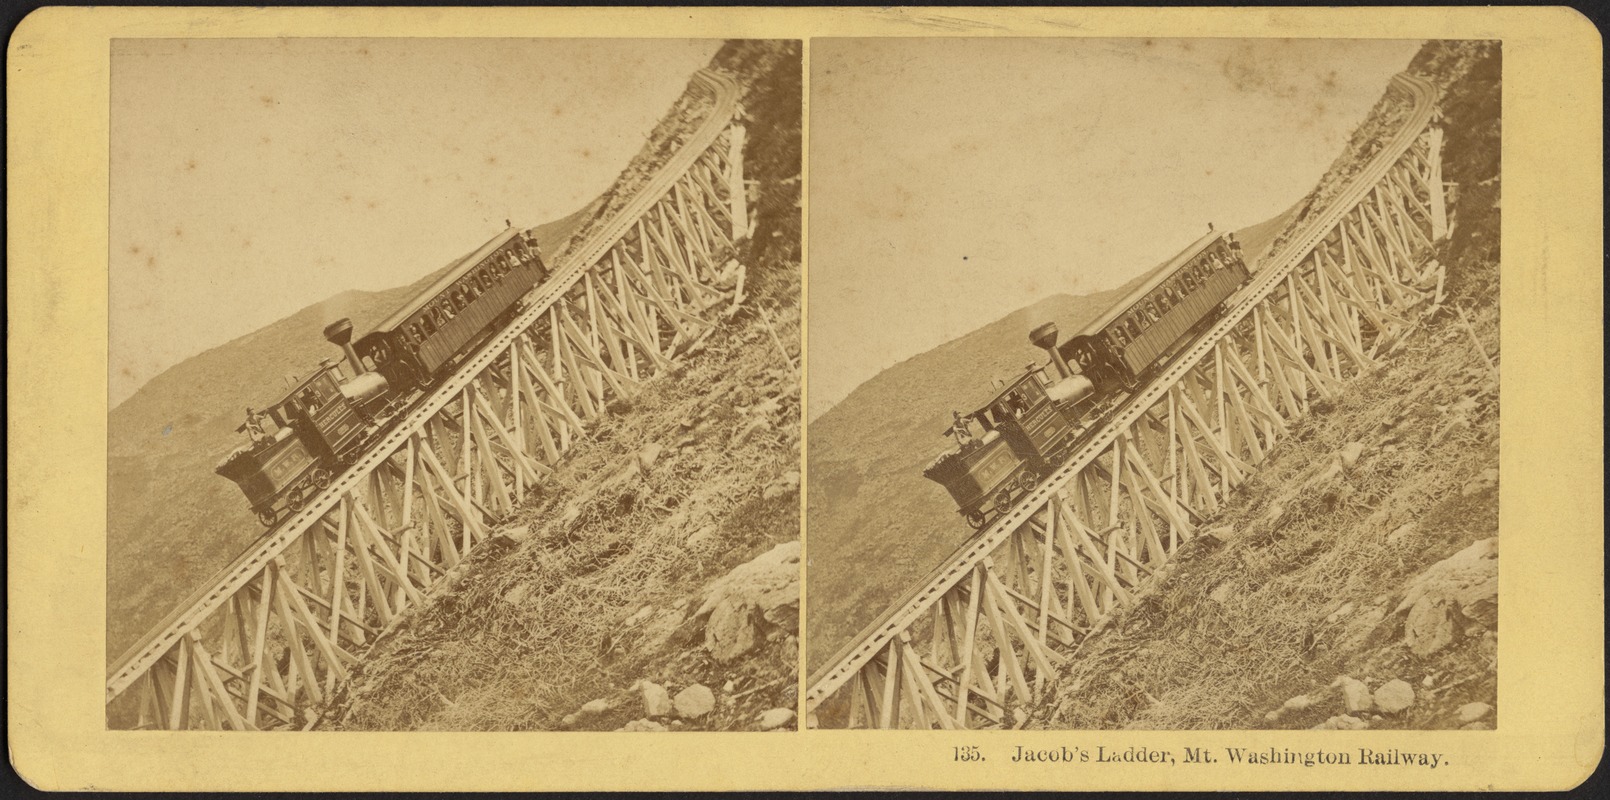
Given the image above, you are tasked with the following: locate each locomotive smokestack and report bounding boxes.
[323,318,365,375]
[1029,322,1075,378]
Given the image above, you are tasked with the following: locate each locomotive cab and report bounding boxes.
[923,371,1083,531]
[214,361,378,527]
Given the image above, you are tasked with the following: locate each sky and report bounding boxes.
[109,38,723,408]
[807,37,1425,422]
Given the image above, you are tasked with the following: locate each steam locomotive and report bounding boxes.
[924,230,1251,530]
[215,226,549,527]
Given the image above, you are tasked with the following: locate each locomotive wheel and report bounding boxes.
[996,488,1014,511]
[965,510,988,530]
[286,487,305,511]
[312,468,332,489]
[256,510,278,528]
[1018,470,1040,492]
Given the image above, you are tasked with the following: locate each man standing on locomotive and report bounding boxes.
[244,407,270,446]
[950,410,975,448]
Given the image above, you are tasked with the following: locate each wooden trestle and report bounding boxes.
[805,73,1452,729]
[106,69,751,730]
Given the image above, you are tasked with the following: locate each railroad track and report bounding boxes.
[806,73,1444,724]
[107,68,747,725]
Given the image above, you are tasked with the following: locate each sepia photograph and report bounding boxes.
[805,37,1504,733]
[5,6,1601,792]
[105,37,803,732]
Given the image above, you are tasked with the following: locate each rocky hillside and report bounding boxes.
[1028,40,1501,731]
[804,202,1297,673]
[107,204,595,664]
[320,40,802,732]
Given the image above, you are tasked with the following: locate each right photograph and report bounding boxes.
[806,38,1501,732]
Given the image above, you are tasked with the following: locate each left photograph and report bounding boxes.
[106,38,803,731]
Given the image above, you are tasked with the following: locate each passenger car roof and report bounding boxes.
[1075,230,1225,338]
[366,226,522,336]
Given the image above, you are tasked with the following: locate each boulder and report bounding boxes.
[705,601,761,663]
[1456,702,1492,723]
[1311,715,1368,730]
[758,708,796,730]
[696,541,802,662]
[1404,596,1456,656]
[1373,680,1415,714]
[578,698,610,716]
[640,681,674,717]
[1396,538,1499,655]
[1282,694,1316,712]
[638,442,665,472]
[618,718,668,732]
[1339,442,1366,470]
[674,684,716,719]
[1339,677,1374,713]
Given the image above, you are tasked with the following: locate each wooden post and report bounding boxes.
[726,123,748,242]
[1426,127,1448,239]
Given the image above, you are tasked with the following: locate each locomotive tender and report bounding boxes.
[924,229,1251,530]
[215,226,549,527]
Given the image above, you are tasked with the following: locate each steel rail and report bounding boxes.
[806,73,1438,707]
[107,68,743,702]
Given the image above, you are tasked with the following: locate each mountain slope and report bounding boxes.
[805,204,1298,672]
[107,199,596,663]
